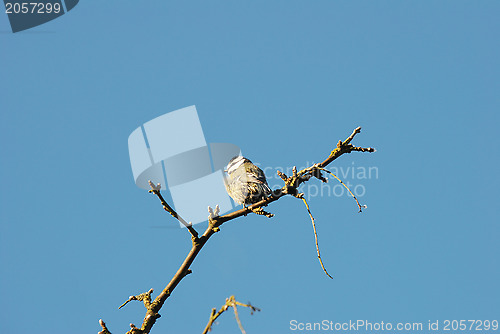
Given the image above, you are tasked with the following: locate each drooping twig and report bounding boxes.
[299,195,333,279]
[232,303,245,334]
[202,296,260,334]
[289,164,365,277]
[316,167,367,212]
[106,127,374,334]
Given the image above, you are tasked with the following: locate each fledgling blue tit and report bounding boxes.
[224,156,271,206]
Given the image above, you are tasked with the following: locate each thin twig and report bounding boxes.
[119,289,154,310]
[118,296,134,310]
[234,301,261,314]
[318,126,375,168]
[148,181,199,239]
[232,304,246,334]
[344,126,361,145]
[317,167,366,212]
[202,296,259,334]
[202,305,227,334]
[300,196,333,279]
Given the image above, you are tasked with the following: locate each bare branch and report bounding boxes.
[202,308,220,334]
[202,296,260,334]
[110,127,374,333]
[234,301,261,314]
[300,196,333,279]
[344,126,362,145]
[148,180,199,239]
[318,127,375,168]
[317,167,366,212]
[232,303,246,334]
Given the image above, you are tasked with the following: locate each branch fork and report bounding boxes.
[202,296,261,334]
[102,126,375,333]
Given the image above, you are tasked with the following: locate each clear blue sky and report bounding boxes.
[1,1,498,334]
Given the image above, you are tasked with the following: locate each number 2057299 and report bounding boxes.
[443,320,498,331]
[5,2,62,14]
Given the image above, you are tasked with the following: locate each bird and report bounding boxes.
[224,156,271,206]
